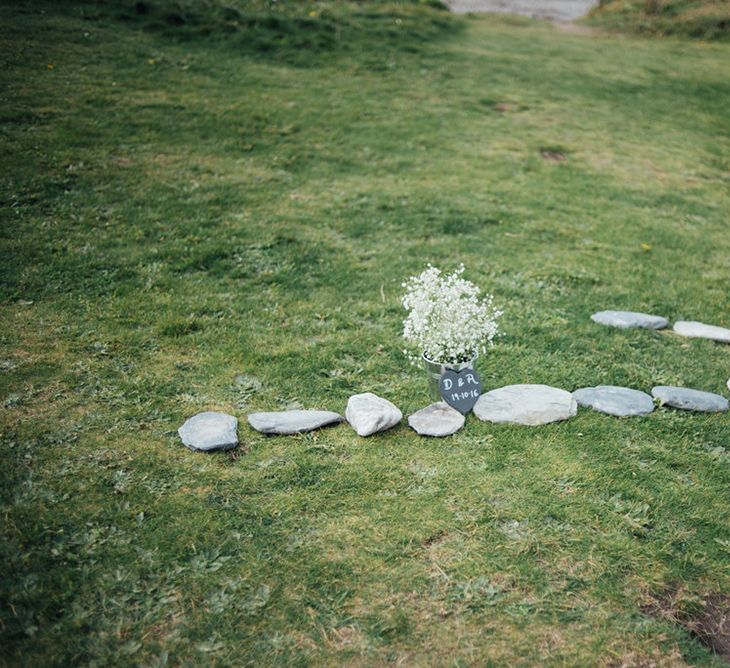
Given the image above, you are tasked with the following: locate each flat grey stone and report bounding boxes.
[346,392,402,437]
[178,412,238,451]
[408,402,465,437]
[473,384,577,426]
[673,321,730,344]
[247,410,343,435]
[652,386,728,413]
[573,385,654,417]
[591,310,668,330]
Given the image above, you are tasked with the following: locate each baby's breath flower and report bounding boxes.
[402,265,502,365]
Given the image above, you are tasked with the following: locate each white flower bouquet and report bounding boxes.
[402,264,501,366]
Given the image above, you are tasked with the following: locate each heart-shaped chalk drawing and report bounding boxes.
[439,368,482,414]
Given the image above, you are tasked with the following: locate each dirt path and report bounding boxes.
[443,0,599,22]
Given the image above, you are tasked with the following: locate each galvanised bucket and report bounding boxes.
[422,352,478,402]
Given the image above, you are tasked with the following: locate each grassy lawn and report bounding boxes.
[588,0,730,40]
[1,1,729,665]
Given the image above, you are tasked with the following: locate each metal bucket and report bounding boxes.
[422,352,478,402]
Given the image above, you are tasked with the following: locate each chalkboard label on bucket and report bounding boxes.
[439,368,482,414]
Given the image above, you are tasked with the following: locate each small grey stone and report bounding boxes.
[651,386,729,413]
[727,378,730,392]
[573,385,654,417]
[346,392,402,437]
[178,412,238,451]
[408,402,465,437]
[591,310,668,330]
[673,321,730,344]
[247,410,343,435]
[473,384,577,426]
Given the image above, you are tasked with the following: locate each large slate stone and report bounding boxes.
[178,412,238,451]
[573,385,654,417]
[247,410,343,435]
[346,392,402,437]
[651,386,729,413]
[473,384,577,426]
[408,402,465,437]
[673,321,730,343]
[591,310,668,330]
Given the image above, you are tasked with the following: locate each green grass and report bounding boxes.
[2,1,730,665]
[588,0,730,40]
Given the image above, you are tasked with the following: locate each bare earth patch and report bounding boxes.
[641,587,730,660]
[541,149,567,162]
